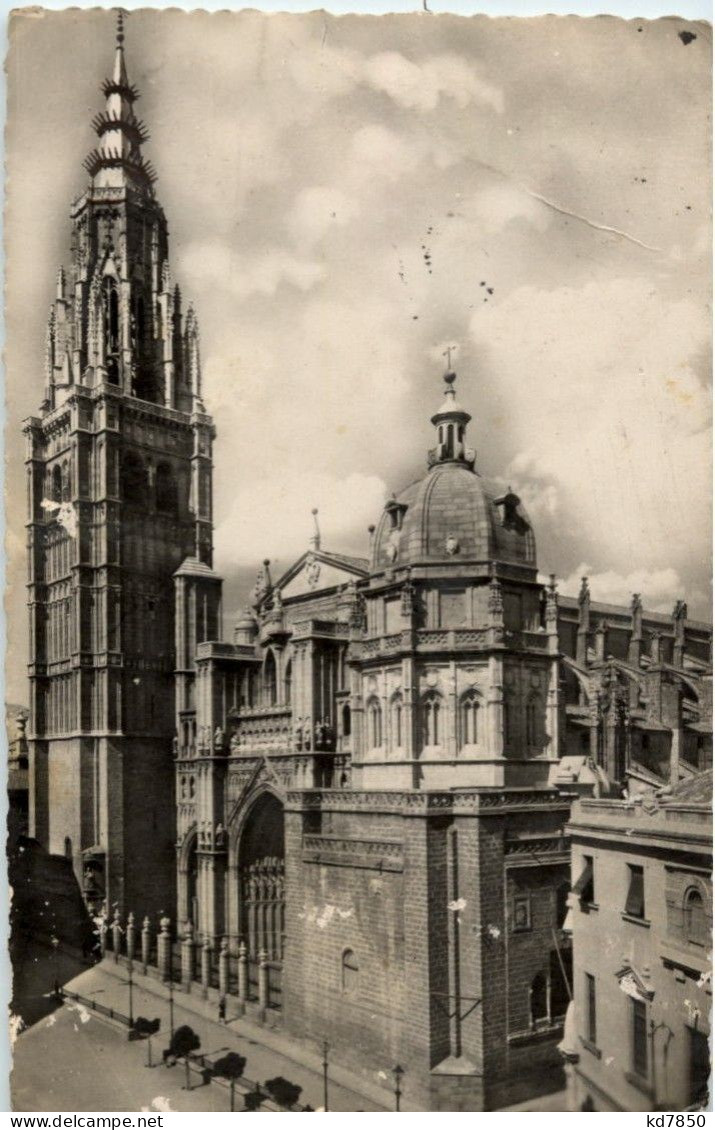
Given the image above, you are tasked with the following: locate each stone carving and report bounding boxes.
[306,557,321,589]
[445,533,460,556]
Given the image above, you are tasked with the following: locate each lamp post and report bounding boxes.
[168,952,175,1042]
[127,958,134,1028]
[321,1038,330,1112]
[393,1064,404,1112]
[50,933,60,1000]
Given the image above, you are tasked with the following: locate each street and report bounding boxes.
[12,961,390,1113]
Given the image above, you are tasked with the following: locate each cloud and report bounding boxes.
[468,183,551,234]
[363,51,504,114]
[470,277,712,581]
[178,242,326,300]
[559,564,698,614]
[287,186,359,247]
[214,469,387,568]
[284,33,503,116]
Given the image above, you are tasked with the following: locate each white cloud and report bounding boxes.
[468,184,550,234]
[179,243,326,300]
[560,564,695,613]
[349,124,421,182]
[215,469,387,567]
[363,51,503,114]
[285,36,503,116]
[470,277,712,578]
[287,186,359,247]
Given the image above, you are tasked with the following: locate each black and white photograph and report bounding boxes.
[4,3,712,1114]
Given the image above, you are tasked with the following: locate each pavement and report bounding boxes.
[11,936,89,1028]
[499,1088,571,1112]
[12,957,393,1113]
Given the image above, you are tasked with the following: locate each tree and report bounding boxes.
[264,1076,303,1109]
[130,1016,160,1042]
[243,1089,263,1112]
[163,1023,201,1087]
[212,1052,247,1112]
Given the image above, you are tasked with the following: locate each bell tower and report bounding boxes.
[24,13,215,918]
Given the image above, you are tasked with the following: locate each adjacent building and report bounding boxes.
[22,16,712,1112]
[563,772,712,1112]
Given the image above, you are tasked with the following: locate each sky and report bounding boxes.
[4,8,711,703]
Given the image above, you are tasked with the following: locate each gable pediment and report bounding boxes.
[278,551,367,600]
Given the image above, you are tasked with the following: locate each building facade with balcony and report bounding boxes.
[562,772,712,1112]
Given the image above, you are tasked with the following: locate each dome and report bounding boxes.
[234,605,258,644]
[372,462,537,572]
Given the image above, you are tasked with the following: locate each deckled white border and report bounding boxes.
[0,0,710,1118]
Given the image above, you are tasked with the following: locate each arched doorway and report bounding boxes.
[239,793,285,962]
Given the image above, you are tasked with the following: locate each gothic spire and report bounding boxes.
[84,10,156,192]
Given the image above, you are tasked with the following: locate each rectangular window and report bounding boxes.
[625,864,645,919]
[512,894,531,932]
[631,998,648,1078]
[574,855,595,905]
[585,973,597,1045]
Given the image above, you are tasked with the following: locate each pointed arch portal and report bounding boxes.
[239,792,285,963]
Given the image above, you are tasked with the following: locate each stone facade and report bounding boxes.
[24,19,215,922]
[563,773,712,1111]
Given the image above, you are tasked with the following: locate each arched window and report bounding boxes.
[446,423,454,458]
[367,697,382,749]
[391,692,404,749]
[341,949,359,994]
[51,465,63,503]
[526,697,538,747]
[460,689,481,747]
[121,451,146,506]
[135,293,146,347]
[264,651,277,707]
[103,277,119,354]
[342,703,351,739]
[421,691,442,747]
[61,460,70,502]
[155,462,178,513]
[504,696,513,747]
[530,971,548,1027]
[684,887,707,946]
[284,659,292,706]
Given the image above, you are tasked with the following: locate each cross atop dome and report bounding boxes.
[428,358,476,470]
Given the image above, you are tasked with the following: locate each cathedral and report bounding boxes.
[24,19,712,1112]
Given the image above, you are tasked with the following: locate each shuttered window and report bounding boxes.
[625,865,645,919]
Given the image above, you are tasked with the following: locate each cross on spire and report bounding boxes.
[443,345,456,372]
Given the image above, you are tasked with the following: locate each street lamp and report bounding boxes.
[321,1038,330,1112]
[50,933,60,1000]
[168,950,175,1042]
[127,958,134,1028]
[393,1064,404,1112]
